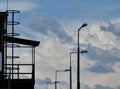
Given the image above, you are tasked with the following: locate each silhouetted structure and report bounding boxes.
[0,10,40,89]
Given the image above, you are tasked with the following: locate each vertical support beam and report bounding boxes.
[32,47,35,84]
[17,65,19,79]
[0,12,7,79]
[4,11,8,78]
[11,11,14,79]
[0,15,4,77]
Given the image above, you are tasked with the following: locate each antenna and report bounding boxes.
[7,0,8,10]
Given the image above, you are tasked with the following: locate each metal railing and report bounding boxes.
[4,64,35,79]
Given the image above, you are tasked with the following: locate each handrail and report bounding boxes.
[4,64,34,79]
[4,64,34,65]
[5,73,32,74]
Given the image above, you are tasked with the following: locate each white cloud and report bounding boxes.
[5,12,120,89]
[34,42,71,89]
[64,20,120,50]
[31,18,120,89]
[36,36,72,77]
[27,12,73,43]
[63,19,120,89]
[1,0,120,88]
[81,71,120,89]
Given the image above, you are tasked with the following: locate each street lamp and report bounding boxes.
[55,69,70,89]
[55,74,59,89]
[69,52,73,89]
[77,23,87,89]
[70,50,88,89]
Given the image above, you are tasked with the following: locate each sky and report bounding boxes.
[0,0,120,89]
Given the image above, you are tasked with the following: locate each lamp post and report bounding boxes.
[55,69,70,89]
[77,23,87,89]
[55,72,59,89]
[70,50,88,89]
[70,52,72,89]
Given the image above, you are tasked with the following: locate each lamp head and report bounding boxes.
[78,23,88,30]
[65,69,70,71]
[81,23,87,28]
[81,50,88,53]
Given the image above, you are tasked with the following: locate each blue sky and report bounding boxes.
[35,0,120,21]
[0,0,120,89]
[1,0,119,22]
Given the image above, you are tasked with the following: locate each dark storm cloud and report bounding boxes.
[100,22,120,38]
[28,15,73,43]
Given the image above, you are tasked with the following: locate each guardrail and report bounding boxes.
[4,64,35,79]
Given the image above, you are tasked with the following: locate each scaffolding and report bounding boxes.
[0,10,40,89]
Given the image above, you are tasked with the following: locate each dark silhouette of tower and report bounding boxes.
[0,10,40,89]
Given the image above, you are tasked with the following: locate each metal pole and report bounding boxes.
[55,71,57,89]
[77,23,87,89]
[70,53,72,89]
[55,69,69,89]
[12,11,14,79]
[77,29,80,89]
[70,50,88,89]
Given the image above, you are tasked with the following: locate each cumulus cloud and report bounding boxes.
[63,20,120,88]
[27,13,73,43]
[77,22,120,51]
[90,45,119,63]
[4,10,120,89]
[81,83,113,89]
[87,64,115,73]
[82,44,120,73]
[15,19,120,89]
[33,20,120,89]
[66,21,120,74]
[1,0,120,88]
[100,22,120,38]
